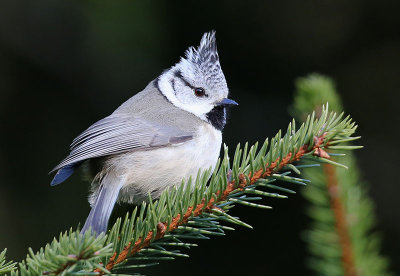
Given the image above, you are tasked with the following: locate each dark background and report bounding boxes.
[0,1,399,275]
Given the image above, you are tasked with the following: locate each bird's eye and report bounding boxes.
[194,87,206,97]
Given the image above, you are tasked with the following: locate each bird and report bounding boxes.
[50,31,238,235]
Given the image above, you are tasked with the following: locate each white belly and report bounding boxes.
[111,124,222,204]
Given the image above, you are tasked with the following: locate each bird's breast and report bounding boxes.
[114,124,222,204]
[190,123,223,170]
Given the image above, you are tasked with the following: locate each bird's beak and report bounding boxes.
[216,98,239,107]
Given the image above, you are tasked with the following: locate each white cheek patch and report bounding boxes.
[158,71,213,121]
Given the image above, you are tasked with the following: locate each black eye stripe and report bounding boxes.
[174,70,195,89]
[173,70,208,97]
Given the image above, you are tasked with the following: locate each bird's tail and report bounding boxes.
[81,174,124,235]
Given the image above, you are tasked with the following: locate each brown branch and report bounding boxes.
[324,163,357,276]
[94,133,328,274]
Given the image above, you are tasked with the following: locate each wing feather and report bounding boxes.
[51,114,193,173]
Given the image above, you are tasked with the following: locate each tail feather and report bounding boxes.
[50,161,85,186]
[81,176,124,235]
[50,163,78,186]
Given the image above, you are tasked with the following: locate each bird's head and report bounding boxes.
[157,31,237,129]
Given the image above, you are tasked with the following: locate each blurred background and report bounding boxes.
[0,1,399,275]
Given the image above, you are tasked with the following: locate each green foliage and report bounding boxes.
[2,104,361,275]
[293,74,392,276]
[0,249,16,275]
[11,230,112,276]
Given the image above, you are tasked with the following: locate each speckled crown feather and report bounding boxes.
[176,31,226,89]
[185,31,219,66]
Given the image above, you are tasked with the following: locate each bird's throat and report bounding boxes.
[206,106,226,131]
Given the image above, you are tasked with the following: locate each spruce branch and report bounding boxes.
[90,104,360,274]
[5,103,361,275]
[293,73,392,276]
[99,132,328,273]
[10,230,113,276]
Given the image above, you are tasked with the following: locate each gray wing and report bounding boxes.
[51,114,193,173]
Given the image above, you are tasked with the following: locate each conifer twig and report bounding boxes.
[97,132,330,273]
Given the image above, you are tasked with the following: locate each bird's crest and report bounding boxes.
[184,31,219,66]
[176,31,226,89]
